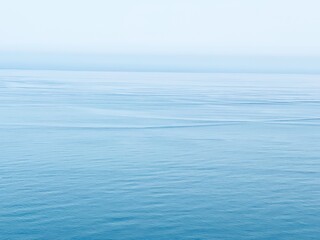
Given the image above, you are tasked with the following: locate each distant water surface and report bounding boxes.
[0,70,319,240]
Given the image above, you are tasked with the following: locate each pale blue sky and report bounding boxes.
[1,0,320,56]
[1,0,320,72]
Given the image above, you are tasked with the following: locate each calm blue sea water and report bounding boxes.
[0,70,319,240]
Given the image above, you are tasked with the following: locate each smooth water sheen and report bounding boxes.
[0,70,319,240]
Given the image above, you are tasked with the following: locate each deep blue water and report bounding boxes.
[0,70,319,240]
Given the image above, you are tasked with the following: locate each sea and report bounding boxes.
[0,70,319,239]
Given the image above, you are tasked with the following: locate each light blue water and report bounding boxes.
[0,70,319,240]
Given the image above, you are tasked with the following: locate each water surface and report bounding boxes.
[0,70,319,239]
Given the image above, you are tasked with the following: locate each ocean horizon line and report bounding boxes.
[2,67,320,75]
[1,52,320,74]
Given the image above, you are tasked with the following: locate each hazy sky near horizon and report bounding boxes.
[1,0,320,56]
